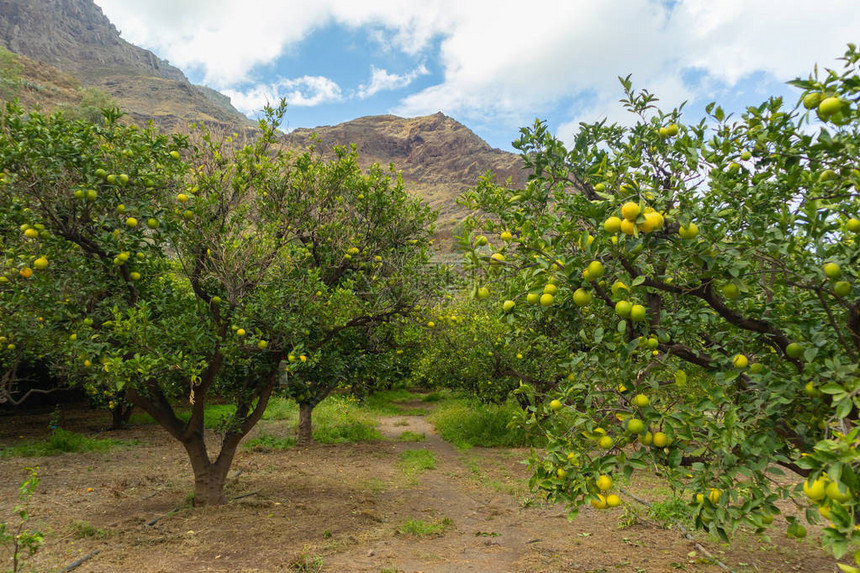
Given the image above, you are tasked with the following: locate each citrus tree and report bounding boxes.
[459,45,860,560]
[263,145,436,444]
[0,100,435,504]
[413,292,570,407]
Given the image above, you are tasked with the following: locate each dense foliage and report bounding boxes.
[0,101,435,504]
[458,46,860,560]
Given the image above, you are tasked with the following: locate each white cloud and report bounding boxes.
[93,0,860,141]
[357,65,429,99]
[223,76,343,115]
[95,0,335,87]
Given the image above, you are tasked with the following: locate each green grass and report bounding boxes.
[261,397,298,421]
[400,448,437,482]
[397,516,453,536]
[0,429,132,458]
[290,554,324,572]
[427,398,541,449]
[311,397,382,443]
[128,396,380,443]
[397,431,426,442]
[67,520,111,539]
[421,391,447,402]
[646,496,694,530]
[362,389,424,415]
[127,412,158,425]
[243,433,296,451]
[262,396,381,443]
[129,403,238,429]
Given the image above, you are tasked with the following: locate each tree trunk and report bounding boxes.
[182,430,237,506]
[124,371,276,507]
[110,402,133,429]
[298,402,314,446]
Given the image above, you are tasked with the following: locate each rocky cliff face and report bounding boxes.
[287,113,527,224]
[0,0,253,130]
[0,0,527,245]
[0,0,182,82]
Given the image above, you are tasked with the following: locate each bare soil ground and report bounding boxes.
[0,399,843,573]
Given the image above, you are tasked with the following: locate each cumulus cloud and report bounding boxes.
[95,0,335,87]
[357,65,429,99]
[94,0,860,141]
[223,76,343,115]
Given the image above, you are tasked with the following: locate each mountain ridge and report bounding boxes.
[0,0,527,243]
[0,0,254,131]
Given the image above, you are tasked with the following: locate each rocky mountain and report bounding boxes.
[287,113,527,225]
[0,0,528,243]
[0,0,253,131]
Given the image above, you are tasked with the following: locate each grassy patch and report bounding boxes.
[176,404,237,429]
[243,433,296,451]
[362,389,423,415]
[421,391,447,402]
[0,429,132,458]
[428,398,540,449]
[127,412,158,425]
[263,396,381,443]
[67,519,111,539]
[397,516,453,536]
[130,403,238,429]
[262,397,298,421]
[646,496,694,530]
[397,431,426,442]
[400,448,436,482]
[312,397,381,443]
[290,554,324,572]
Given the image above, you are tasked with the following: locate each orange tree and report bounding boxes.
[0,101,435,504]
[458,46,860,559]
[413,293,569,407]
[263,146,436,445]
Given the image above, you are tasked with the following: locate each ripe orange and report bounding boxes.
[621,202,641,221]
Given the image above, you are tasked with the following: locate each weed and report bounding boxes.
[291,554,324,572]
[421,391,446,402]
[312,398,381,443]
[400,448,437,482]
[127,412,158,425]
[261,396,381,443]
[362,389,430,416]
[397,431,425,442]
[647,497,693,530]
[0,468,44,573]
[67,520,111,539]
[131,403,240,429]
[617,505,640,530]
[397,516,452,536]
[262,397,298,421]
[428,399,540,449]
[176,404,236,430]
[0,429,129,458]
[243,433,296,451]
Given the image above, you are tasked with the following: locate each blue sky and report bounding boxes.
[94,1,859,152]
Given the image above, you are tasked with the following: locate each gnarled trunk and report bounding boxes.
[298,402,314,446]
[126,370,276,507]
[183,430,237,506]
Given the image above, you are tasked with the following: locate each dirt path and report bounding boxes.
[0,401,839,572]
[323,406,812,573]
